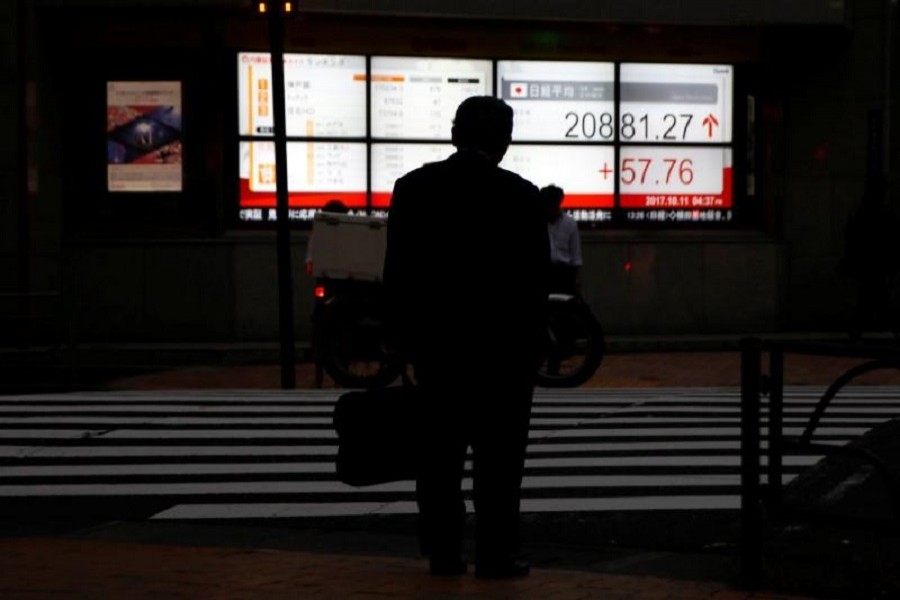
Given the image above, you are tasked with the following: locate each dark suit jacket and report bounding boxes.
[383,149,550,372]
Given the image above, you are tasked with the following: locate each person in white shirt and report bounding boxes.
[541,185,582,295]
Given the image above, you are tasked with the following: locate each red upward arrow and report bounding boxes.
[702,114,719,138]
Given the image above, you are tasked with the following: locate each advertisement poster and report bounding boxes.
[107,81,183,192]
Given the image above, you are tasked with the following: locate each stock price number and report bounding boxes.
[620,113,694,141]
[565,111,615,140]
[620,157,694,186]
[618,112,721,141]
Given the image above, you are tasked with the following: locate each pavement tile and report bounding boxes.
[0,538,821,600]
[105,351,900,390]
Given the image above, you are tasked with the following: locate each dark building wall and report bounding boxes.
[0,0,18,293]
[779,0,894,330]
[20,0,896,344]
[1,1,65,348]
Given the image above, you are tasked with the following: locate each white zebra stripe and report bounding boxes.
[0,445,339,458]
[151,495,742,519]
[0,426,873,440]
[0,454,820,477]
[0,415,889,426]
[0,439,850,459]
[0,473,797,497]
[0,406,336,414]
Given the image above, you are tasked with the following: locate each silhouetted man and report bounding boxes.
[383,96,549,578]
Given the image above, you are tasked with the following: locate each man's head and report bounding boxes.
[540,184,565,221]
[322,199,349,214]
[451,96,514,164]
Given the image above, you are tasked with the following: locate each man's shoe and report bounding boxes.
[429,556,467,576]
[474,560,530,579]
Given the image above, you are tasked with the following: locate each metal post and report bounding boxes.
[768,348,784,516]
[883,0,894,186]
[267,4,296,389]
[740,337,763,589]
[16,0,30,350]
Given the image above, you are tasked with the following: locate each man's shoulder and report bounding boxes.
[496,166,540,193]
[395,159,451,187]
[396,154,539,196]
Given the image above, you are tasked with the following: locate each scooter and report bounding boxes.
[313,280,604,389]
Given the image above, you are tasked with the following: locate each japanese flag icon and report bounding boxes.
[509,83,528,98]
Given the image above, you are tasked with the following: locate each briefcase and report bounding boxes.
[333,386,423,487]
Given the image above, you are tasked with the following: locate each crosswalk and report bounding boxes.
[1,386,898,521]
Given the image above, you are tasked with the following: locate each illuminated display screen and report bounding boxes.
[370,143,454,208]
[370,57,493,140]
[235,53,738,224]
[238,141,367,219]
[619,63,733,144]
[500,145,615,210]
[497,61,615,143]
[107,81,182,192]
[237,52,366,138]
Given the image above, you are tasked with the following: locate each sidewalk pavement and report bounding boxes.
[5,347,899,599]
[1,537,817,600]
[104,349,900,390]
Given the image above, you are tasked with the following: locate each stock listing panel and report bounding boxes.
[236,53,736,224]
[618,63,733,223]
[370,57,493,140]
[496,61,616,222]
[238,53,368,219]
[367,56,490,210]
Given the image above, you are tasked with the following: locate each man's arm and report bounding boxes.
[382,177,415,353]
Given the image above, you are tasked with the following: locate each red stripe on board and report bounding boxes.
[239,179,367,208]
[371,192,393,208]
[373,192,615,209]
[562,193,615,209]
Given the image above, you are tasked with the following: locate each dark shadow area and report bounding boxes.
[3,510,744,585]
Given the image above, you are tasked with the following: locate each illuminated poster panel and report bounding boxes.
[501,145,615,220]
[619,63,733,144]
[497,61,616,142]
[107,81,182,192]
[619,146,733,222]
[370,57,493,140]
[237,52,367,138]
[238,141,367,221]
[370,143,454,208]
